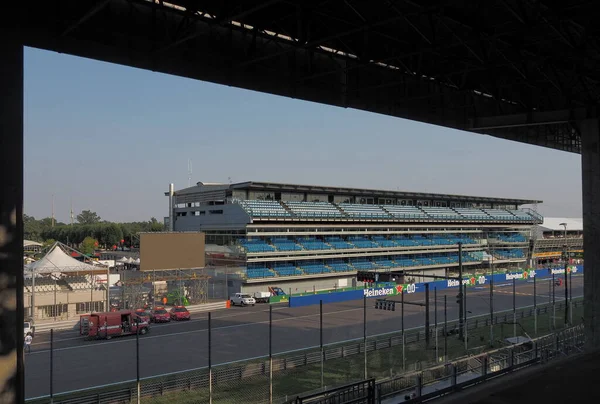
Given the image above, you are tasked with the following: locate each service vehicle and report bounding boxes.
[170,305,191,321]
[79,310,149,340]
[151,306,171,323]
[134,308,152,323]
[230,293,256,306]
[24,321,35,338]
[253,291,272,303]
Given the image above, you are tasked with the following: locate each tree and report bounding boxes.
[149,217,165,232]
[80,236,98,255]
[77,210,101,225]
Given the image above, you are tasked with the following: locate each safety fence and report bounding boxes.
[285,325,585,404]
[26,298,583,404]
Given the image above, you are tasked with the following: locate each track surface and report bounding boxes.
[24,277,583,398]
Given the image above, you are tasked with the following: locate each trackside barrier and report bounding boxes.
[25,301,583,404]
[289,265,584,308]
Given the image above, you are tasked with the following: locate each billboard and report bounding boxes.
[140,232,205,271]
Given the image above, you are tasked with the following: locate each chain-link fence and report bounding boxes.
[26,322,585,404]
[25,277,584,404]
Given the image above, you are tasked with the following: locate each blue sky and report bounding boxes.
[24,47,582,223]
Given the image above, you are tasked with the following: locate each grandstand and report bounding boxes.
[169,181,542,294]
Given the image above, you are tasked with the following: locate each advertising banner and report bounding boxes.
[288,265,583,308]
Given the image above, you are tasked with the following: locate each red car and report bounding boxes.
[134,309,152,323]
[170,306,191,321]
[152,306,171,323]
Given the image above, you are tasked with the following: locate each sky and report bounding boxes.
[24,47,583,223]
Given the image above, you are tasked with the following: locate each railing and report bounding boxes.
[374,324,585,403]
[26,299,582,404]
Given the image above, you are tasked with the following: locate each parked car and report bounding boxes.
[230,293,256,307]
[134,308,152,323]
[151,306,171,323]
[170,306,191,321]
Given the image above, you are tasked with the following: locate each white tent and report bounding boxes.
[133,258,141,265]
[26,243,105,274]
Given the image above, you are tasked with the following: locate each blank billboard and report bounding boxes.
[140,232,205,271]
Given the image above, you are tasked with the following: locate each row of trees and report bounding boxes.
[24,211,165,248]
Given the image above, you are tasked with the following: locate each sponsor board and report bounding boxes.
[446,275,487,288]
[550,266,578,275]
[505,269,535,281]
[363,283,416,298]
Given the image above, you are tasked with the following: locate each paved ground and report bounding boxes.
[23,276,583,399]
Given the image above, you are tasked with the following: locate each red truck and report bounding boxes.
[80,310,150,340]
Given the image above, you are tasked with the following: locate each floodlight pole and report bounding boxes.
[560,222,569,326]
[458,242,464,341]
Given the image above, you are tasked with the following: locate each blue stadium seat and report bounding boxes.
[285,201,344,218]
[238,200,292,218]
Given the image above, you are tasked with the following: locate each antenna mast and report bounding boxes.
[70,199,74,225]
[188,159,192,187]
[51,194,55,227]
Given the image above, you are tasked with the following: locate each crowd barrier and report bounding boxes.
[289,265,583,308]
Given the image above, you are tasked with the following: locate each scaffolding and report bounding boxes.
[115,268,210,309]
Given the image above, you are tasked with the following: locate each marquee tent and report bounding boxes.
[26,242,106,274]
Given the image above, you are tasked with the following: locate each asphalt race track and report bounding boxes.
[24,276,583,399]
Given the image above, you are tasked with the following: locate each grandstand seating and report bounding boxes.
[338,204,390,219]
[508,210,534,221]
[482,209,518,221]
[299,263,332,275]
[453,208,491,220]
[239,233,482,254]
[246,267,276,278]
[328,262,354,272]
[273,264,303,277]
[420,207,463,219]
[348,237,379,249]
[327,240,354,249]
[285,201,343,218]
[242,250,485,279]
[271,238,303,251]
[493,249,526,259]
[491,233,527,243]
[383,205,429,219]
[238,200,292,218]
[239,238,276,253]
[236,200,539,223]
[297,239,332,250]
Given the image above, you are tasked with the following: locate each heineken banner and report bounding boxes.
[288,265,583,308]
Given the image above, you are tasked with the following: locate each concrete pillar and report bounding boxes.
[581,118,600,349]
[0,24,24,403]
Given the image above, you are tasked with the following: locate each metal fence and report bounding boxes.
[26,295,584,404]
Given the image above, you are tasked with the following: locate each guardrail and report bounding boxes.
[374,324,585,403]
[26,299,582,404]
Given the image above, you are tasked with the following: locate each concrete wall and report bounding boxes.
[241,276,356,295]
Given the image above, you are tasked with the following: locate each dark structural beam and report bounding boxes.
[581,118,600,349]
[0,15,24,404]
[19,0,600,155]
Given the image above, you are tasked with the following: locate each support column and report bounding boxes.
[0,24,25,404]
[581,118,600,349]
